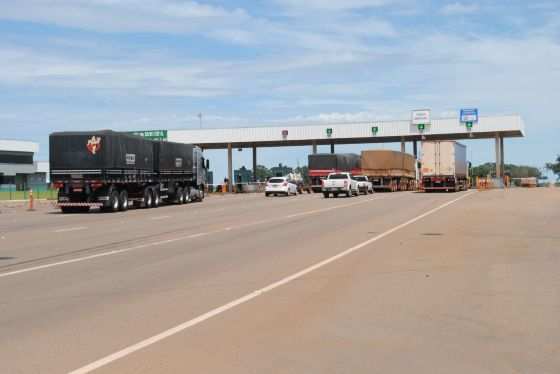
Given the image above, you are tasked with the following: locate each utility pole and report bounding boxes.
[198,113,202,129]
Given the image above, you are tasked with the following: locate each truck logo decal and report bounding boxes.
[86,136,102,155]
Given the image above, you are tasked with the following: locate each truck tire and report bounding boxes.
[182,188,190,203]
[323,192,329,198]
[119,190,129,211]
[143,188,153,208]
[107,190,120,212]
[176,187,184,204]
[152,189,161,208]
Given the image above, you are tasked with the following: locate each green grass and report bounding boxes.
[0,190,58,201]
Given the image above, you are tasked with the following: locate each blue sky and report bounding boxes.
[0,0,559,180]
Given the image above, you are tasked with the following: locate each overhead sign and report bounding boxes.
[460,108,479,124]
[371,126,379,135]
[129,130,168,141]
[326,128,333,137]
[411,109,431,125]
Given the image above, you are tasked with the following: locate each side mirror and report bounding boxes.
[205,159,210,169]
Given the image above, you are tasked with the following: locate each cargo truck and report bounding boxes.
[308,153,361,192]
[50,130,209,213]
[360,150,416,192]
[421,141,468,192]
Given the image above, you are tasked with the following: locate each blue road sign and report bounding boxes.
[460,108,478,123]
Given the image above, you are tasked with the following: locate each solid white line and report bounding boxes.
[150,216,171,221]
[68,192,474,374]
[54,226,87,233]
[0,196,377,279]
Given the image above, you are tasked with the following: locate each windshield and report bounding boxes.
[328,174,349,180]
[354,176,367,181]
[268,178,285,183]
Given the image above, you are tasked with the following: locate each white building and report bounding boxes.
[0,139,48,190]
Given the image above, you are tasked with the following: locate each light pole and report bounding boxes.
[198,113,202,129]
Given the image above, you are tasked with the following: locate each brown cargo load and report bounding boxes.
[361,150,416,178]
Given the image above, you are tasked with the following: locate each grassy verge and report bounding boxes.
[0,190,58,201]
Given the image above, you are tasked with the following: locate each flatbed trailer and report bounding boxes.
[50,131,209,213]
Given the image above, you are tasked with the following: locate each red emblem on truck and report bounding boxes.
[87,136,102,155]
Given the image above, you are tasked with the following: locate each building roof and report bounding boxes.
[0,139,39,153]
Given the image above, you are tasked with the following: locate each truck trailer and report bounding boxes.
[360,150,416,192]
[50,130,209,213]
[308,153,361,192]
[421,140,468,192]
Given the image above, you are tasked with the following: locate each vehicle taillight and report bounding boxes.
[52,182,64,189]
[344,180,348,187]
[283,182,288,186]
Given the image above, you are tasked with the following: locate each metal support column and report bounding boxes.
[252,145,257,182]
[330,143,335,154]
[400,138,405,153]
[500,136,505,180]
[495,134,502,178]
[413,141,418,159]
[312,141,317,154]
[227,143,233,192]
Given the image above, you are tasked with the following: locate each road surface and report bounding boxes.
[0,189,558,373]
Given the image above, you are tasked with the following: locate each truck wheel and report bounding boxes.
[152,189,160,208]
[119,190,129,211]
[109,190,120,212]
[176,187,184,204]
[143,188,153,208]
[323,192,329,198]
[183,188,190,203]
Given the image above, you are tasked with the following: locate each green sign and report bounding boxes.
[465,121,473,129]
[129,130,168,141]
[371,126,379,135]
[326,128,333,137]
[417,123,425,131]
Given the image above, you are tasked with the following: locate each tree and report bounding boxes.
[254,165,272,182]
[546,155,560,180]
[470,162,542,178]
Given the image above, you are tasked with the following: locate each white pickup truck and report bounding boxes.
[353,175,374,195]
[322,172,359,198]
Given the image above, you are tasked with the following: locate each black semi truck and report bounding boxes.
[50,130,209,213]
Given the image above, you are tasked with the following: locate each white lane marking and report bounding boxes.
[68,192,474,374]
[54,227,87,233]
[150,216,171,221]
[0,196,378,279]
[0,232,209,279]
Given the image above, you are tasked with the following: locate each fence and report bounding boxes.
[0,185,58,201]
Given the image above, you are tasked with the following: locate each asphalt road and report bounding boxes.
[0,189,559,373]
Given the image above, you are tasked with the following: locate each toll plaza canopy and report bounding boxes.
[169,115,525,149]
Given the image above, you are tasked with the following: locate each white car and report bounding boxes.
[322,172,359,198]
[353,175,374,194]
[265,177,298,196]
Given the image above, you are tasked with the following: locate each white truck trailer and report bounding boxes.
[421,141,469,192]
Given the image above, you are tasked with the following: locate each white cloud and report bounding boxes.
[441,2,479,15]
[0,0,252,43]
[274,0,392,11]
